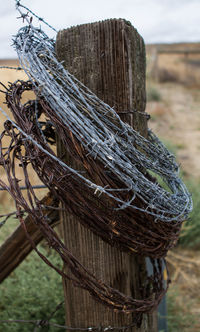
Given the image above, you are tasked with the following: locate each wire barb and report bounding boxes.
[15,0,57,32]
[0,0,192,326]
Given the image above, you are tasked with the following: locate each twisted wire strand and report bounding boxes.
[0,122,167,315]
[0,66,22,70]
[15,0,57,33]
[11,25,192,223]
[0,3,192,322]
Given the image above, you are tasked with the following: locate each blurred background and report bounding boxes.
[0,1,200,331]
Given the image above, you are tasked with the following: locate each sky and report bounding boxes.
[0,0,200,58]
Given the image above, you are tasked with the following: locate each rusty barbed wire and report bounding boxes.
[0,211,18,227]
[0,0,192,327]
[0,321,140,332]
[0,300,142,331]
[0,79,169,317]
[0,203,62,228]
[0,320,139,331]
[12,26,192,223]
[2,80,183,258]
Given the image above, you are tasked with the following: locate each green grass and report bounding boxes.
[179,178,200,248]
[175,143,186,150]
[0,244,65,332]
[0,213,19,246]
[162,139,200,248]
[148,137,200,249]
[147,86,162,102]
[167,287,196,332]
[160,138,178,155]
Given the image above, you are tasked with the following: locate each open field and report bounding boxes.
[146,81,200,179]
[146,45,200,331]
[146,42,200,86]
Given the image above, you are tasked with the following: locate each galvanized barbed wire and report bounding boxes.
[0,111,168,316]
[11,24,192,223]
[5,1,192,220]
[0,297,142,331]
[0,185,47,191]
[0,66,22,70]
[0,0,192,324]
[15,0,57,33]
[2,81,183,258]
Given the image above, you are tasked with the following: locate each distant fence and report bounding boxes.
[148,45,200,85]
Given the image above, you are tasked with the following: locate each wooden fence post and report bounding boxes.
[151,47,159,82]
[56,19,157,331]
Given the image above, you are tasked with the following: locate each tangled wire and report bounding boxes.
[13,25,192,223]
[0,1,193,325]
[0,79,168,316]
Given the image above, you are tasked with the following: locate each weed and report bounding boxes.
[158,68,179,83]
[0,244,65,332]
[147,138,199,249]
[160,138,178,155]
[161,139,200,248]
[175,143,186,150]
[147,86,162,102]
[149,114,158,122]
[179,178,200,248]
[167,287,196,332]
[0,209,19,246]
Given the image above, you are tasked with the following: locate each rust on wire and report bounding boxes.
[0,80,169,318]
[0,1,192,328]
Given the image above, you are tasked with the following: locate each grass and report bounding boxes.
[149,170,200,250]
[0,241,65,332]
[167,287,196,332]
[0,207,19,246]
[179,178,200,248]
[147,86,162,102]
[150,138,200,249]
[175,143,186,150]
[162,139,200,248]
[160,140,186,152]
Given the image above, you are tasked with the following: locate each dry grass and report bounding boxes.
[146,81,200,179]
[147,43,200,86]
[147,102,171,120]
[0,60,48,206]
[167,248,200,332]
[146,47,200,330]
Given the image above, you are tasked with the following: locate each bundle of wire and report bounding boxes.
[0,7,192,319]
[12,25,192,223]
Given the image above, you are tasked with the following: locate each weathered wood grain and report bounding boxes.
[56,19,157,330]
[0,193,59,284]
